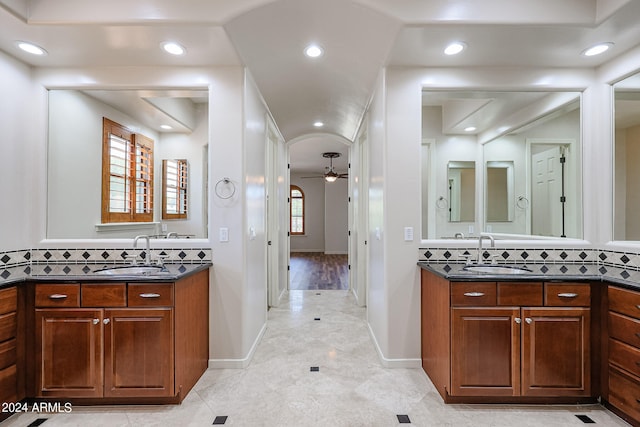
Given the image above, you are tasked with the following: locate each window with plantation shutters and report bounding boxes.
[162,159,188,219]
[102,118,154,223]
[290,185,305,235]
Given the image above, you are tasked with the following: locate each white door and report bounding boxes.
[532,146,563,237]
[355,131,369,307]
[266,123,280,308]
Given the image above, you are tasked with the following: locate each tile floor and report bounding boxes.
[3,290,630,426]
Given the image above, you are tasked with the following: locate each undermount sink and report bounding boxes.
[93,265,169,275]
[463,264,532,275]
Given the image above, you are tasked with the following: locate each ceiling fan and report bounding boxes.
[301,152,348,182]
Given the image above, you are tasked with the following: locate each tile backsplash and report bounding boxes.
[0,247,212,269]
[419,247,640,271]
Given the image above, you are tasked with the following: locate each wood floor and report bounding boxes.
[289,252,349,290]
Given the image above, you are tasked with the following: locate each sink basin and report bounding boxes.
[463,265,532,275]
[94,265,168,275]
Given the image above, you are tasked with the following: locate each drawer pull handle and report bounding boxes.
[103,318,110,325]
[49,294,68,300]
[557,293,578,298]
[92,318,99,325]
[139,293,161,298]
[464,292,485,297]
[515,317,522,324]
[636,305,640,310]
[525,317,533,324]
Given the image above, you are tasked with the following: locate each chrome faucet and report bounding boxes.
[166,231,178,239]
[454,232,465,239]
[133,235,151,265]
[477,233,495,264]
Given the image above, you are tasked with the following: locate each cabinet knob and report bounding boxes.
[92,318,99,325]
[139,293,161,298]
[463,292,485,297]
[557,293,578,298]
[515,317,522,324]
[49,294,68,299]
[103,318,110,325]
[525,317,533,324]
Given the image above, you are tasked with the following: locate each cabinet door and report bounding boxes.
[521,307,590,396]
[451,307,521,396]
[35,309,103,398]
[104,308,174,397]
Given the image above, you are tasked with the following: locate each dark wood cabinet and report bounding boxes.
[32,269,208,403]
[421,269,594,403]
[104,308,174,397]
[451,307,520,396]
[35,308,103,398]
[606,285,640,426]
[0,286,19,418]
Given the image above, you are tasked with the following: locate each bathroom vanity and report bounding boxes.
[419,262,640,426]
[0,263,210,416]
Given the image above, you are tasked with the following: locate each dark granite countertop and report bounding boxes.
[418,262,640,291]
[0,262,211,289]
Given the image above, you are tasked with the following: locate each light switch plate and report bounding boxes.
[404,227,414,241]
[219,227,229,242]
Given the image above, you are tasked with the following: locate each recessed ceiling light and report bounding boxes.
[160,125,173,130]
[464,126,476,132]
[582,42,613,57]
[444,42,466,56]
[305,44,324,58]
[313,121,324,127]
[17,41,47,56]
[161,41,186,56]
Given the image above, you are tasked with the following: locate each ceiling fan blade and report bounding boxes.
[300,175,325,179]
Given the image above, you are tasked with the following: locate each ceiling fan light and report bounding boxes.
[325,175,337,183]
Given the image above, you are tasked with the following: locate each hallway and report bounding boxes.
[3,290,627,427]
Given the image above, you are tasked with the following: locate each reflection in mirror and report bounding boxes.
[47,89,208,239]
[614,73,640,241]
[163,159,188,220]
[486,161,514,222]
[422,90,581,239]
[447,161,475,222]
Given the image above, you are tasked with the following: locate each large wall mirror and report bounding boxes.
[47,89,209,239]
[422,90,582,239]
[614,72,640,241]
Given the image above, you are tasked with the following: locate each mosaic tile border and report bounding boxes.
[418,247,640,271]
[0,247,212,268]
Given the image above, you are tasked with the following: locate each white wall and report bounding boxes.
[0,50,42,252]
[324,178,348,254]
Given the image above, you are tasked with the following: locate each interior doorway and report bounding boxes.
[287,135,352,292]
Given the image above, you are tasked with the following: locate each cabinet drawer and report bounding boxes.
[0,312,16,342]
[544,283,590,306]
[610,286,640,319]
[610,338,640,377]
[609,312,640,349]
[497,282,543,306]
[35,284,80,308]
[0,287,17,315]
[0,364,17,403]
[128,283,173,307]
[609,367,640,422]
[81,283,126,307]
[0,338,16,370]
[451,282,496,306]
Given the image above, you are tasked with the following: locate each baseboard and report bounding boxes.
[367,323,422,369]
[324,251,347,255]
[290,249,325,253]
[208,322,266,369]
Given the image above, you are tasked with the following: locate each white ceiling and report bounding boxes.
[2,0,640,173]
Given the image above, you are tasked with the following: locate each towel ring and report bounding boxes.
[215,177,236,200]
[436,196,448,210]
[516,195,529,210]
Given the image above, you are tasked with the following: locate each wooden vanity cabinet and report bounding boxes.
[0,286,20,415]
[606,285,640,425]
[421,269,593,402]
[33,269,208,402]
